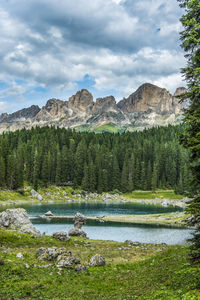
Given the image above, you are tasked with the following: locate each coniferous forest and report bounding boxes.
[0,125,191,193]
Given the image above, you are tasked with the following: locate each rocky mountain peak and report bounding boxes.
[173,87,187,97]
[44,98,65,114]
[93,96,117,114]
[68,89,93,112]
[0,83,186,133]
[0,113,8,123]
[117,82,173,114]
[0,105,40,123]
[35,98,67,120]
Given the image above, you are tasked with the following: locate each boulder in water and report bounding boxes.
[44,211,54,217]
[68,212,87,237]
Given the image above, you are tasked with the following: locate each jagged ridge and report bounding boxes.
[0,83,187,133]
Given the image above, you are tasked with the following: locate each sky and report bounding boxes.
[0,0,186,113]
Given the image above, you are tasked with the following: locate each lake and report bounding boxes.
[19,202,193,245]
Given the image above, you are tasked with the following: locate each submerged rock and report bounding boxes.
[44,211,54,217]
[0,208,40,236]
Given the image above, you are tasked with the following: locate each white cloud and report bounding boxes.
[153,73,185,93]
[0,0,185,106]
[0,101,8,113]
[0,84,25,98]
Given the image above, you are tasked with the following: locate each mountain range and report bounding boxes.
[0,83,187,133]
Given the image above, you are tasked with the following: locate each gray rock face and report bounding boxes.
[0,208,40,236]
[92,96,118,114]
[53,232,70,241]
[90,255,106,266]
[0,84,187,133]
[118,83,174,114]
[68,212,87,237]
[68,89,93,113]
[0,105,40,123]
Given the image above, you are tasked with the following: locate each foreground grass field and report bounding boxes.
[0,229,199,299]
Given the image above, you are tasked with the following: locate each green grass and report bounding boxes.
[93,123,121,133]
[0,190,29,202]
[0,229,199,299]
[125,190,184,200]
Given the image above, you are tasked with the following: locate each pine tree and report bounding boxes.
[88,160,96,192]
[111,155,120,190]
[41,153,49,187]
[0,157,5,187]
[55,150,62,185]
[151,162,158,192]
[97,169,104,194]
[121,161,128,193]
[82,163,89,191]
[178,0,200,264]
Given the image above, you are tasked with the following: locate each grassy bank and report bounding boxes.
[102,212,186,227]
[125,190,185,200]
[0,186,186,205]
[0,229,199,299]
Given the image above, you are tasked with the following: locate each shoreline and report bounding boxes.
[0,195,188,208]
[0,188,189,227]
[39,211,188,228]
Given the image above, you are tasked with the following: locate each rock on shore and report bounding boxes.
[0,208,40,236]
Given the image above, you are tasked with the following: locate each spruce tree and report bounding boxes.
[82,163,89,191]
[178,0,200,264]
[0,157,5,187]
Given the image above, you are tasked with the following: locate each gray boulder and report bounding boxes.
[56,256,80,268]
[37,247,72,261]
[36,247,80,269]
[90,255,106,267]
[38,247,60,261]
[75,264,87,272]
[31,189,43,201]
[0,208,40,236]
[53,232,70,241]
[68,228,87,238]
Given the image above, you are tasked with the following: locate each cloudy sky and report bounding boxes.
[0,0,185,113]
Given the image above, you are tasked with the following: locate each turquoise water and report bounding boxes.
[18,202,193,245]
[21,202,183,218]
